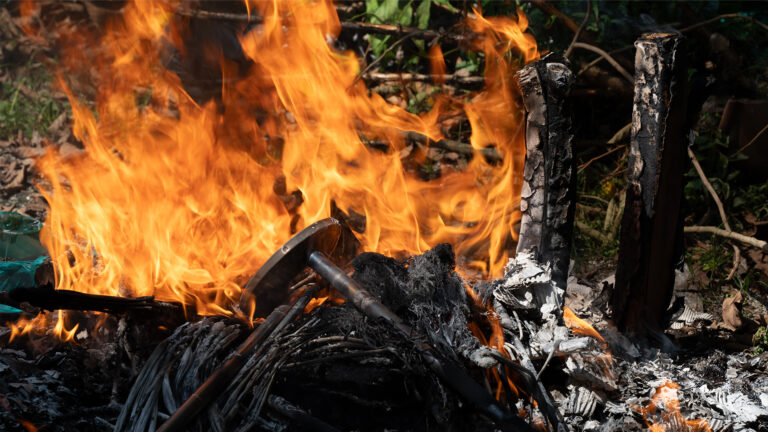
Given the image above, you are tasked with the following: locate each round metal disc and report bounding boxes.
[240,218,342,315]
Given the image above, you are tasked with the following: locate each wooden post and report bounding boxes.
[515,52,576,296]
[611,33,688,334]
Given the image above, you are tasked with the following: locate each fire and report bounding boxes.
[30,0,537,316]
[563,306,606,346]
[639,381,712,432]
[563,306,614,379]
[17,418,38,432]
[7,311,79,343]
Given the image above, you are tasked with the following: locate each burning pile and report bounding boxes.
[31,0,535,320]
[2,1,768,432]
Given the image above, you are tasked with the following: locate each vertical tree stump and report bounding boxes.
[515,53,576,296]
[611,33,688,334]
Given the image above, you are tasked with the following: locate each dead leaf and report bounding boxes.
[46,112,68,136]
[721,291,744,331]
[0,158,25,194]
[58,142,84,159]
[747,249,768,276]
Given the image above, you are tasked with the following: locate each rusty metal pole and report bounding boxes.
[611,33,688,335]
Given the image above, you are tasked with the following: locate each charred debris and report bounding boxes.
[2,3,768,432]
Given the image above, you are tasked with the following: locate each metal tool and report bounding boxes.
[240,218,533,431]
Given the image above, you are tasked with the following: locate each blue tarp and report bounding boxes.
[0,256,47,313]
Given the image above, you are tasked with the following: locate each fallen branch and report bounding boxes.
[577,144,626,173]
[578,14,768,77]
[577,45,634,77]
[731,123,768,156]
[403,131,501,163]
[362,72,484,88]
[570,42,633,83]
[678,13,768,34]
[607,122,633,145]
[684,226,768,252]
[530,0,590,37]
[351,32,420,88]
[174,8,469,43]
[576,122,631,172]
[688,146,741,279]
[576,221,612,244]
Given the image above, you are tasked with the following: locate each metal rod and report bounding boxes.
[157,288,314,432]
[307,251,534,431]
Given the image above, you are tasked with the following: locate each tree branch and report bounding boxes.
[688,147,741,279]
[571,42,633,83]
[564,0,591,58]
[684,226,768,252]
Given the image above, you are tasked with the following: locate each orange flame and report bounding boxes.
[563,306,606,346]
[17,418,38,432]
[34,1,537,316]
[639,381,712,432]
[563,306,614,379]
[465,282,519,400]
[429,44,446,84]
[7,311,79,343]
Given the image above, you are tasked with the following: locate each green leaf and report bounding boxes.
[415,0,430,30]
[367,0,399,24]
[371,35,391,57]
[394,1,413,27]
[366,0,381,22]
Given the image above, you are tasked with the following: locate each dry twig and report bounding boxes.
[350,32,419,88]
[564,0,591,58]
[678,13,768,34]
[570,42,633,83]
[688,147,741,279]
[684,226,768,252]
[576,220,612,244]
[362,72,484,87]
[577,144,626,173]
[731,123,768,157]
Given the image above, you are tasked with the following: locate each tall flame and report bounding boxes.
[33,0,538,315]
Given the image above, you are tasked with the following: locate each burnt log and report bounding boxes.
[611,33,688,334]
[515,52,576,295]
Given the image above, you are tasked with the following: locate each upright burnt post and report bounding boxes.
[611,33,688,334]
[515,53,576,298]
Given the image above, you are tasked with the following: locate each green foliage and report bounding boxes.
[405,88,433,114]
[366,0,433,65]
[754,326,768,355]
[685,126,744,217]
[734,181,768,223]
[0,66,66,138]
[691,237,731,282]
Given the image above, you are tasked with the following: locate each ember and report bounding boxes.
[639,381,712,432]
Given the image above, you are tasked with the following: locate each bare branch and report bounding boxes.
[565,0,591,58]
[571,42,633,83]
[684,226,768,252]
[688,147,741,279]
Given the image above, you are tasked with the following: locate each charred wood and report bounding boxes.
[515,52,576,294]
[611,33,689,335]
